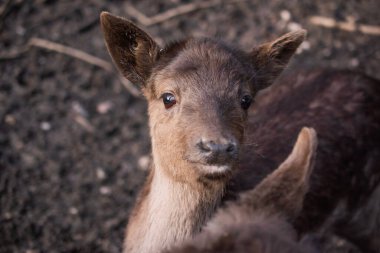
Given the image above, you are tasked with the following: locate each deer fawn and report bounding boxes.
[100,12,380,253]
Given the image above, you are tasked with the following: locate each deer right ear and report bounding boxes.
[250,30,306,90]
[100,12,160,86]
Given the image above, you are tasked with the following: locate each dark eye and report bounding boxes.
[241,95,253,110]
[162,93,176,109]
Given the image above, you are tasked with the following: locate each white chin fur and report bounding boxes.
[201,165,231,174]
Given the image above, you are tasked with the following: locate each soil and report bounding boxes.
[0,0,379,252]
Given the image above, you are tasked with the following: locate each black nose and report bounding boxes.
[197,138,237,163]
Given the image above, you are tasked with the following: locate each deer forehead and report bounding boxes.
[148,39,254,99]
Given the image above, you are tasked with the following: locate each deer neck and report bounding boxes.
[125,161,225,253]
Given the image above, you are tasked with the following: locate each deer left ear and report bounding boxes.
[250,30,306,90]
[100,12,160,87]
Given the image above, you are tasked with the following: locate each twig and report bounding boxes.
[1,38,141,97]
[0,0,12,20]
[27,37,140,97]
[125,0,246,27]
[29,37,113,71]
[125,3,152,26]
[309,16,380,36]
[74,115,95,133]
[117,75,141,97]
[76,17,100,34]
[0,46,30,61]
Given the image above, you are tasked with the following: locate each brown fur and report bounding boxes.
[100,12,305,253]
[229,69,380,252]
[100,12,160,85]
[166,128,317,253]
[100,11,380,253]
[326,180,380,253]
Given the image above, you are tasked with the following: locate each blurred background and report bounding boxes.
[0,0,379,252]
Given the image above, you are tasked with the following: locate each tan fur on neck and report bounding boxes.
[125,164,225,253]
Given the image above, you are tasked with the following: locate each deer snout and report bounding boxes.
[196,138,238,164]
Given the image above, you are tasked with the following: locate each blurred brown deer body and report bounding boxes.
[100,12,380,253]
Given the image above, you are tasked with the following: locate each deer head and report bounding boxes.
[100,12,306,184]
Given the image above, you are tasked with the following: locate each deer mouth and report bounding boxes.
[190,161,234,178]
[184,153,236,178]
[200,164,232,174]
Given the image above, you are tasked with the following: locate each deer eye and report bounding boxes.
[162,93,176,109]
[241,95,253,110]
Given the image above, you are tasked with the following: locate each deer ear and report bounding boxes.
[100,12,160,86]
[250,30,306,90]
[240,127,317,222]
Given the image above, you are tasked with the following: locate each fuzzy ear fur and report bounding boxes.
[239,127,317,222]
[251,30,306,90]
[100,12,160,86]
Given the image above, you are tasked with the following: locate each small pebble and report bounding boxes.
[287,22,302,31]
[69,207,78,215]
[138,155,150,171]
[301,41,311,50]
[296,41,311,54]
[3,212,12,220]
[16,26,26,36]
[97,101,114,114]
[5,115,16,125]
[96,168,106,180]
[350,58,359,67]
[21,153,36,167]
[100,186,111,195]
[40,121,51,131]
[280,10,291,22]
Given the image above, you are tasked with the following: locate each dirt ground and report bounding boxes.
[0,0,379,252]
